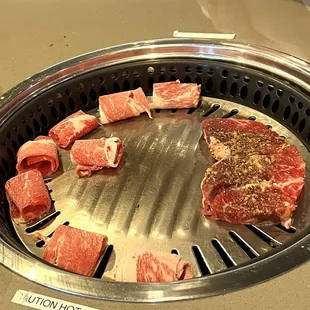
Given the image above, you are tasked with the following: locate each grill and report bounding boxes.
[0,38,310,302]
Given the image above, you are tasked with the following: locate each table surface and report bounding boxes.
[1,0,310,309]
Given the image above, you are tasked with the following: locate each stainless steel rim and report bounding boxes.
[1,38,310,302]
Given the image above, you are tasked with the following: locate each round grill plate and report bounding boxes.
[1,40,310,302]
[13,98,310,278]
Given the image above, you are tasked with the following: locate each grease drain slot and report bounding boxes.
[192,245,211,275]
[93,245,114,279]
[212,239,237,268]
[245,225,282,248]
[229,231,259,259]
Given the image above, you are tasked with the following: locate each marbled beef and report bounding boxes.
[113,249,193,283]
[5,169,51,223]
[16,136,59,177]
[151,80,201,109]
[201,118,306,227]
[99,87,152,124]
[49,110,98,148]
[70,137,124,177]
[43,225,108,277]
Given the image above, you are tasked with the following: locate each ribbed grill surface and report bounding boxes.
[13,98,310,278]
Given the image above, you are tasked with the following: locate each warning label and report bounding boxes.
[11,290,98,310]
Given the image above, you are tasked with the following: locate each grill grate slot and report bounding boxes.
[184,76,191,83]
[171,249,179,255]
[245,225,282,248]
[230,82,238,97]
[205,77,213,92]
[93,245,114,279]
[44,178,53,184]
[99,86,107,96]
[275,224,297,234]
[192,245,211,276]
[202,104,220,117]
[123,80,131,91]
[211,239,237,268]
[25,211,60,234]
[263,94,271,108]
[240,86,248,100]
[220,80,227,94]
[222,109,239,118]
[187,100,202,114]
[89,89,98,102]
[229,231,259,259]
[35,240,45,248]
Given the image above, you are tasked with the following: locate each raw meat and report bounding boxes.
[210,185,296,227]
[201,154,272,210]
[113,249,193,282]
[5,169,51,222]
[201,145,305,211]
[70,137,124,177]
[49,110,98,148]
[201,118,286,160]
[151,80,201,109]
[42,225,108,277]
[200,118,306,227]
[16,136,59,177]
[99,87,152,124]
[270,145,306,200]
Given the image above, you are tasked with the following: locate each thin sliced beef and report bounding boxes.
[5,169,51,223]
[70,137,124,177]
[200,119,306,227]
[99,87,152,124]
[151,80,201,109]
[42,225,108,277]
[113,249,193,283]
[16,136,59,177]
[201,118,285,160]
[48,110,98,148]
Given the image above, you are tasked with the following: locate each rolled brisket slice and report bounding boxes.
[43,225,108,277]
[70,137,124,177]
[49,110,98,148]
[113,248,193,282]
[5,169,52,223]
[16,136,59,177]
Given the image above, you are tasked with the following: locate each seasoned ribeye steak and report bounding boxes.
[201,118,286,160]
[210,184,296,227]
[201,118,305,227]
